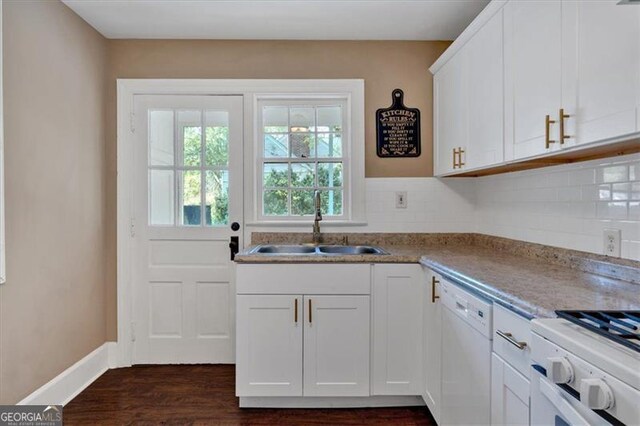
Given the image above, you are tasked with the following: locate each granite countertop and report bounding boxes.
[235,233,640,319]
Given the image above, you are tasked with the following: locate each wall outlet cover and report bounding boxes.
[603,229,621,257]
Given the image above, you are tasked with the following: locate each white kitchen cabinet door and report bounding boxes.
[466,8,504,170]
[372,264,423,395]
[561,0,640,148]
[303,295,370,397]
[491,353,530,426]
[504,0,562,161]
[236,295,303,397]
[422,268,442,423]
[434,50,468,175]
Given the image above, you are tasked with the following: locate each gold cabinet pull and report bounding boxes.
[559,108,571,144]
[458,147,465,167]
[308,299,312,324]
[496,330,527,350]
[545,114,556,149]
[452,148,459,169]
[294,298,298,323]
[431,276,440,304]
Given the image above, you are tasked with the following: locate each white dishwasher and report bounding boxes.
[440,278,493,426]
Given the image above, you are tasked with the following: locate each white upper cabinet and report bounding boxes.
[431,0,640,176]
[434,50,468,175]
[561,0,640,147]
[467,8,504,169]
[504,0,563,161]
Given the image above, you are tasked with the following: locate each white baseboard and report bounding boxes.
[239,395,425,408]
[18,342,116,406]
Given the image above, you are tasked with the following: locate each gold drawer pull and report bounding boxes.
[431,276,440,303]
[458,147,465,167]
[453,148,459,169]
[496,330,527,350]
[294,298,298,323]
[308,299,312,324]
[559,108,571,144]
[545,114,556,149]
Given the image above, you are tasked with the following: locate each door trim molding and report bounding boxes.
[116,79,364,366]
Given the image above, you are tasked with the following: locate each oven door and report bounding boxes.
[531,366,609,426]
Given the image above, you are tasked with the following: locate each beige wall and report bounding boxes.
[104,40,448,338]
[0,0,107,403]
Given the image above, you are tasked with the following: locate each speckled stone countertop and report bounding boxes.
[235,233,640,319]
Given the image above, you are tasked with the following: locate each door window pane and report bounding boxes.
[149,170,175,225]
[264,190,288,216]
[178,110,202,166]
[291,163,315,187]
[318,162,343,187]
[291,190,315,215]
[182,170,201,226]
[205,111,229,166]
[149,110,174,166]
[206,170,229,226]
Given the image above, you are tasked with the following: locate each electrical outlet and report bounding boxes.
[396,191,408,209]
[603,229,621,257]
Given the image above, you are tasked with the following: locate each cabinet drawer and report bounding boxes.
[236,264,371,295]
[492,304,531,378]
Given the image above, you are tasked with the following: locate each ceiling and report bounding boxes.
[62,0,490,41]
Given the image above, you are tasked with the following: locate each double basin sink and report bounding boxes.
[249,244,389,256]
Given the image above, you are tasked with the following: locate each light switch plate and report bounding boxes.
[603,229,621,257]
[396,191,408,209]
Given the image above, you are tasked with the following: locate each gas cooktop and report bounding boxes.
[555,310,640,353]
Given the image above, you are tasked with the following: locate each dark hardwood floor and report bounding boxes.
[64,365,435,425]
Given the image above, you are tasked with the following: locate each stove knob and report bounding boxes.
[547,357,574,384]
[580,379,615,410]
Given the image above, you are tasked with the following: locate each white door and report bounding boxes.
[132,95,243,364]
[504,0,562,160]
[303,295,370,397]
[422,269,442,423]
[372,264,423,395]
[236,295,303,396]
[466,8,504,170]
[491,354,530,426]
[561,0,640,148]
[434,50,468,175]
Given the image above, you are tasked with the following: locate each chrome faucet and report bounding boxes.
[312,190,323,244]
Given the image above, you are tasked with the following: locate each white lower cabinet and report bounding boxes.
[491,354,530,426]
[304,295,370,396]
[372,264,424,395]
[422,267,442,423]
[236,295,303,397]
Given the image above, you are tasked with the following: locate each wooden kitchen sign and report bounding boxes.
[376,89,421,158]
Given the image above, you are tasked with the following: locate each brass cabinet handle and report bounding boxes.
[458,147,465,167]
[431,276,440,303]
[545,114,556,149]
[452,148,459,169]
[308,299,312,324]
[559,108,571,144]
[294,298,298,323]
[496,330,527,350]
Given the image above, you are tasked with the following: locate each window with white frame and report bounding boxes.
[257,99,349,220]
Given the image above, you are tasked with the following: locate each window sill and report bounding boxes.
[245,220,368,228]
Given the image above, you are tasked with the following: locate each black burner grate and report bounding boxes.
[555,310,640,353]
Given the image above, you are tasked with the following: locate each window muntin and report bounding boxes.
[148,108,230,227]
[259,101,347,219]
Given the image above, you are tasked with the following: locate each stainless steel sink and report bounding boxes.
[317,245,388,255]
[251,245,317,254]
[249,244,388,256]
